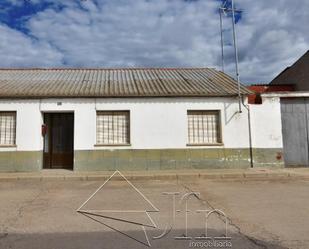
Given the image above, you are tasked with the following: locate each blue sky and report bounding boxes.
[0,0,308,83]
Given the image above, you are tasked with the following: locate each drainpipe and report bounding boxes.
[241,96,253,168]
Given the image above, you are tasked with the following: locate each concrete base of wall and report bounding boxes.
[0,151,42,172]
[252,148,284,168]
[0,148,284,172]
[74,148,284,171]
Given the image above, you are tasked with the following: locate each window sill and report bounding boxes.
[0,144,17,148]
[186,143,224,147]
[94,144,131,147]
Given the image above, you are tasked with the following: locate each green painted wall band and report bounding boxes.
[0,148,284,172]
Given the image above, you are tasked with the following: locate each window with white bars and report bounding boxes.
[96,111,130,145]
[187,110,221,145]
[0,112,16,146]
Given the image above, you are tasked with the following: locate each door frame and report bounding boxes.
[42,111,75,170]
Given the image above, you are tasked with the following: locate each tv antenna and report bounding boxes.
[219,0,243,112]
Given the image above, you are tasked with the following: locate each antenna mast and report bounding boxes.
[219,0,242,112]
[219,10,224,72]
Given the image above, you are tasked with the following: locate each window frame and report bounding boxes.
[0,111,17,147]
[186,110,223,146]
[95,110,131,146]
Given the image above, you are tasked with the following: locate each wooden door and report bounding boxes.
[43,113,74,169]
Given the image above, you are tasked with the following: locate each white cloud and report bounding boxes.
[0,24,63,67]
[233,0,309,83]
[0,0,308,83]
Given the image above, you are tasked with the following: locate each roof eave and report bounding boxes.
[0,94,248,99]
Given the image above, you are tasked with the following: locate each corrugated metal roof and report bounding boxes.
[0,68,251,98]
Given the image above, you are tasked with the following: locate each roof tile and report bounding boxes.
[0,68,251,98]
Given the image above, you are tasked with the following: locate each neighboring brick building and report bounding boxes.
[248,84,294,104]
[270,50,309,90]
[259,50,309,167]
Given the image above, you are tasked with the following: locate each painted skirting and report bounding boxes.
[0,148,284,172]
[0,151,42,172]
[74,148,284,171]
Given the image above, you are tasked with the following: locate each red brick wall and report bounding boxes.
[247,85,295,104]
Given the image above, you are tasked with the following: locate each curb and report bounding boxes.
[0,172,308,182]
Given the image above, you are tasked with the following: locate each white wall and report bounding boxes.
[0,96,282,152]
[0,100,42,151]
[93,98,249,149]
[250,96,283,148]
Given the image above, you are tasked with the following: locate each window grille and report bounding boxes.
[0,112,16,146]
[188,110,221,145]
[96,111,130,145]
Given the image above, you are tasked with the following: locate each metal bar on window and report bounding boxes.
[188,111,221,145]
[96,111,130,145]
[0,112,16,146]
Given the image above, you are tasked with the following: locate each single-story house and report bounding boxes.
[0,68,284,172]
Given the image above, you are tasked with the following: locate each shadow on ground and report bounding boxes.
[0,228,287,249]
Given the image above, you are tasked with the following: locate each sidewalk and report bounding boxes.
[0,168,309,181]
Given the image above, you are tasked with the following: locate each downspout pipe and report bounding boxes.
[241,95,254,168]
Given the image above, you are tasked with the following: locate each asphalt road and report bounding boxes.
[0,175,307,249]
[190,178,309,249]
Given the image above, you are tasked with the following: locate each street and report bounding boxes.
[0,175,308,249]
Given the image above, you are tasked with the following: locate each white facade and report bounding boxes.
[250,96,283,149]
[0,96,282,152]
